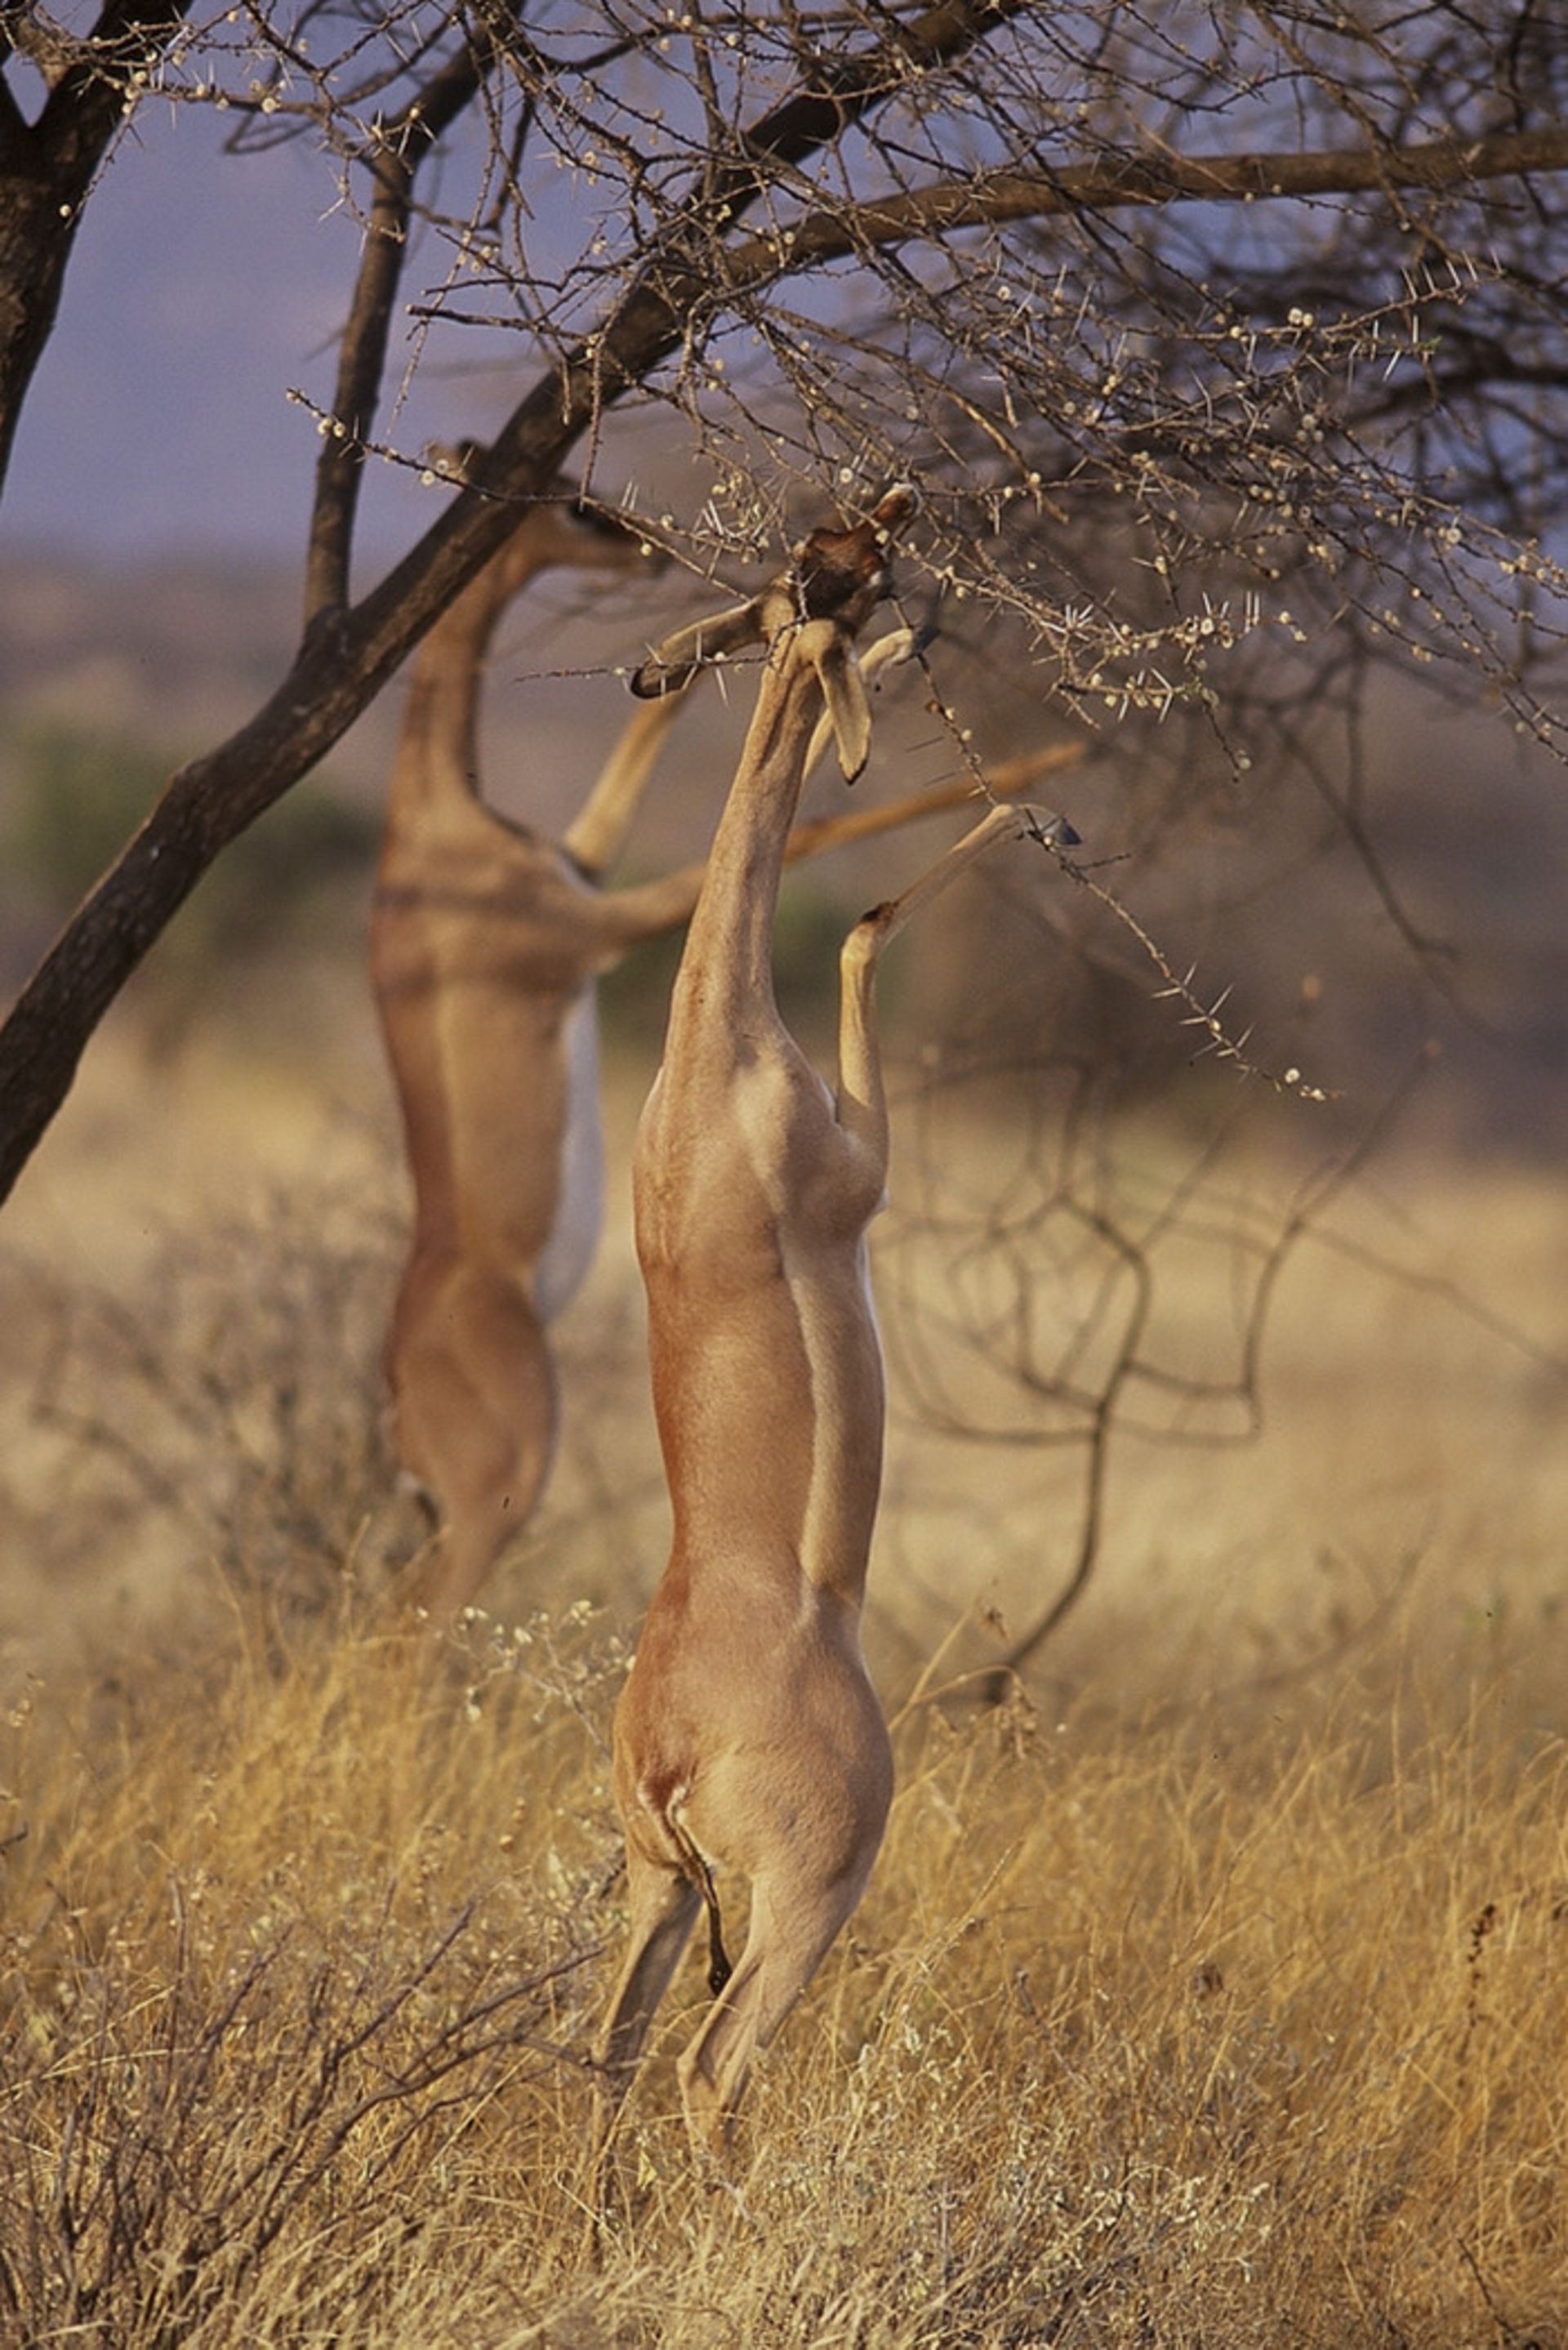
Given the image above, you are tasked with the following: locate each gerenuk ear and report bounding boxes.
[804,627,919,780]
[630,598,768,698]
[811,634,873,783]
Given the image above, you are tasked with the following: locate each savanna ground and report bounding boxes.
[2,883,1566,2349]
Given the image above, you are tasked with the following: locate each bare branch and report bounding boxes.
[0,1,193,490]
[0,0,1039,1203]
[722,123,1568,285]
[304,29,510,626]
[7,2,1568,1214]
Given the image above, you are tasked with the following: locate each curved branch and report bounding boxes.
[0,0,1028,1207]
[718,0,1034,203]
[304,25,514,626]
[721,122,1568,288]
[995,1198,1154,1684]
[0,2,192,494]
[10,35,1562,1208]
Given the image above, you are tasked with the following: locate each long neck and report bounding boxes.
[387,536,553,821]
[670,642,822,1017]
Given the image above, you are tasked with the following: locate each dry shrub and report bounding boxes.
[0,1152,670,1660]
[0,1613,626,2345]
[2,1587,1565,2348]
[3,1052,1566,2344]
[5,1171,401,1639]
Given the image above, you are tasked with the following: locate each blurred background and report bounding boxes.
[2,74,1566,1710]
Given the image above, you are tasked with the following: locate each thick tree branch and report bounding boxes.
[0,61,24,145]
[723,123,1568,283]
[8,26,1566,1208]
[0,0,1027,1206]
[0,2,191,493]
[304,29,510,627]
[706,0,1036,212]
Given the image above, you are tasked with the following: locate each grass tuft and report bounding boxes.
[3,1046,1566,2343]
[3,1600,1566,2346]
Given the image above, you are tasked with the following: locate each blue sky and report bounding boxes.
[7,100,501,567]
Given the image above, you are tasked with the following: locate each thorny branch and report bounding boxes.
[878,1039,1568,1675]
[718,123,1568,283]
[302,20,520,627]
[2,0,1568,1209]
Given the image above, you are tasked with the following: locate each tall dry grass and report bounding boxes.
[2,1029,1566,2346]
[2,1594,1566,2347]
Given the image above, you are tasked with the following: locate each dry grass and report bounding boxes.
[3,1609,1566,2346]
[2,1026,1567,2346]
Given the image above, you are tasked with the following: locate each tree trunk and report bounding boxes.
[0,3,190,496]
[0,321,674,1203]
[0,0,1030,1206]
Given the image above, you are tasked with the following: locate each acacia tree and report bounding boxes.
[2,0,1567,1206]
